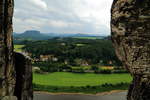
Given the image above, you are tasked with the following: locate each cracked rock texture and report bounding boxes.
[0,0,33,100]
[111,0,150,100]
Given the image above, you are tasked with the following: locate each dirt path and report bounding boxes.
[34,92,127,100]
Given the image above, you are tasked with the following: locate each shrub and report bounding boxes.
[95,68,112,74]
[100,69,112,74]
[86,85,91,88]
[33,82,130,94]
[91,65,99,71]
[71,67,85,73]
[32,62,61,72]
[59,64,72,72]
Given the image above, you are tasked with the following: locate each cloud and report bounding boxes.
[13,0,113,35]
[30,0,47,10]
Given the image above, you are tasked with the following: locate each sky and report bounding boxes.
[14,0,113,35]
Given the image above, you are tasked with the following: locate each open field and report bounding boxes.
[33,72,132,93]
[33,72,132,86]
[14,45,25,52]
[73,37,100,39]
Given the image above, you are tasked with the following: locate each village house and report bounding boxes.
[40,55,58,62]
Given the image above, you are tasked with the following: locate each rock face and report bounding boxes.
[0,0,15,98]
[1,96,17,100]
[0,0,33,100]
[111,0,150,100]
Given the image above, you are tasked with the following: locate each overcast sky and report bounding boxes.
[14,0,113,35]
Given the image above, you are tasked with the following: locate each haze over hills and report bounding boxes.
[13,30,108,40]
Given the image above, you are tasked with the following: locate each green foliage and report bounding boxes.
[33,62,59,72]
[33,61,127,74]
[100,69,112,74]
[33,62,73,72]
[58,64,72,72]
[23,38,122,66]
[91,65,99,71]
[95,68,112,74]
[33,82,130,94]
[71,67,85,73]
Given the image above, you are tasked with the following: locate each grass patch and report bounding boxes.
[14,45,25,52]
[33,72,132,86]
[33,72,132,93]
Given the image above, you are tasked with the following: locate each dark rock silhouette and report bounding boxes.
[14,52,33,100]
[0,0,33,100]
[111,0,150,100]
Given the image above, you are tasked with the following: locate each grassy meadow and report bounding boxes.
[33,72,132,86]
[14,45,25,52]
[33,72,132,93]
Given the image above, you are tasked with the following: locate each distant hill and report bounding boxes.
[13,30,107,42]
[13,30,51,40]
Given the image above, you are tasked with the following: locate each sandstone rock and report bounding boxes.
[0,0,33,100]
[0,0,15,97]
[111,0,150,100]
[1,96,17,100]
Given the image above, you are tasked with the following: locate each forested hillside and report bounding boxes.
[22,37,121,66]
